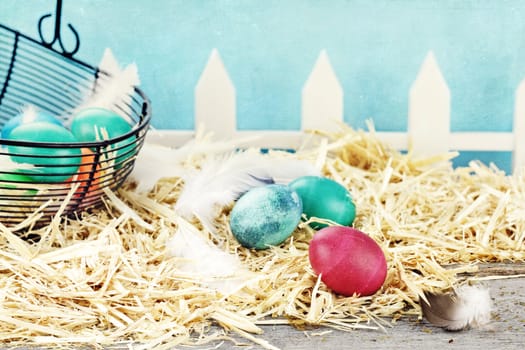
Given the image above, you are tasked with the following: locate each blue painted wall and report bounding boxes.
[1,0,524,171]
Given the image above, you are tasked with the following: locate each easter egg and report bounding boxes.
[0,172,38,196]
[66,148,102,198]
[230,184,302,249]
[308,226,387,296]
[6,122,81,182]
[1,110,62,139]
[0,172,38,210]
[70,108,134,165]
[70,108,131,141]
[289,176,356,229]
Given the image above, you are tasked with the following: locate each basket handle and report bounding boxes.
[37,0,80,57]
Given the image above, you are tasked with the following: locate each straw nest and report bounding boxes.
[0,124,524,349]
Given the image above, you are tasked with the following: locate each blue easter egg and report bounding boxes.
[6,122,81,183]
[289,176,356,229]
[70,108,134,165]
[229,184,303,249]
[1,110,62,139]
[70,108,132,141]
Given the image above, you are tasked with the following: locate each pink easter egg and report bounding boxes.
[308,226,387,296]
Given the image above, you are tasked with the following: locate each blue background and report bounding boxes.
[1,0,524,172]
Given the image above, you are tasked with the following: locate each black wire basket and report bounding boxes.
[0,21,151,229]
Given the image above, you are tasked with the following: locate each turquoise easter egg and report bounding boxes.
[229,184,302,250]
[289,176,356,229]
[1,110,62,139]
[70,108,134,165]
[7,122,81,183]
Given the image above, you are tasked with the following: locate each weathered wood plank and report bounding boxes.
[236,276,525,350]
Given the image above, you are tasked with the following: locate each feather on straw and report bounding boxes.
[421,285,492,331]
[132,139,240,193]
[173,150,320,232]
[131,127,265,193]
[165,149,318,293]
[130,142,186,193]
[166,216,252,295]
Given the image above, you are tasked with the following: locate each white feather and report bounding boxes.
[134,135,318,295]
[166,216,252,295]
[450,285,492,330]
[0,155,35,171]
[131,132,258,193]
[174,150,320,232]
[72,48,139,122]
[1,119,35,171]
[18,105,40,124]
[421,285,492,331]
[131,142,186,193]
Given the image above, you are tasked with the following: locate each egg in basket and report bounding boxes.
[0,23,151,228]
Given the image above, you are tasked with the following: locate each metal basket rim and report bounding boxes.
[0,22,152,149]
[1,22,98,77]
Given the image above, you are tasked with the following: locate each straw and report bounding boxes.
[0,124,523,348]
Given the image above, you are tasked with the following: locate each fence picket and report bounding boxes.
[302,50,343,131]
[145,49,523,173]
[195,49,236,139]
[513,79,525,172]
[408,51,450,156]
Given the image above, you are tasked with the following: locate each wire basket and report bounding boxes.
[0,23,151,229]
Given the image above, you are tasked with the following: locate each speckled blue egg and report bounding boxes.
[230,184,303,250]
[1,110,62,139]
[6,122,81,182]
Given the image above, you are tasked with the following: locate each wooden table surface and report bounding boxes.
[201,265,525,350]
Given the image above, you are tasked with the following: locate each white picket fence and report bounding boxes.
[147,49,525,173]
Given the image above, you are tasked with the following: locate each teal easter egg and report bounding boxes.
[289,176,356,229]
[70,108,134,165]
[230,184,303,249]
[7,122,81,182]
[1,110,62,139]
